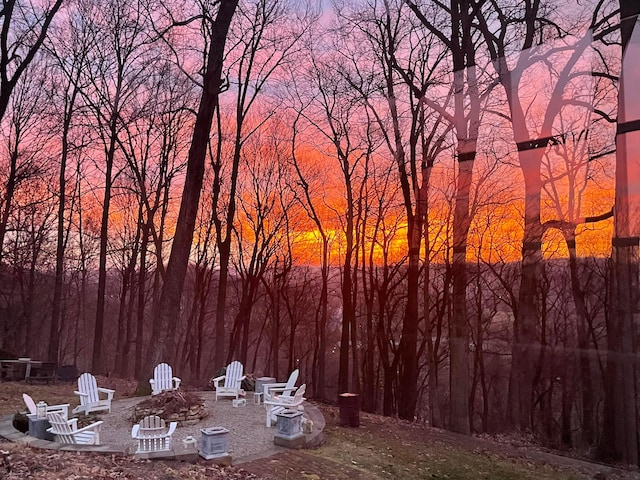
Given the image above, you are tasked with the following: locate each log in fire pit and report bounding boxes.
[132,391,208,426]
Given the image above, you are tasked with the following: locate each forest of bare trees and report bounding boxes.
[1,0,639,466]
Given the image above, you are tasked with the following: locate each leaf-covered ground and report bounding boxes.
[0,443,257,480]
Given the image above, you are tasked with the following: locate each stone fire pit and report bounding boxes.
[132,391,208,426]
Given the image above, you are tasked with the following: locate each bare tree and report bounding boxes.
[116,54,194,377]
[473,0,601,430]
[0,63,52,264]
[405,0,490,434]
[0,63,55,353]
[147,0,239,381]
[226,125,297,365]
[210,0,312,369]
[289,109,334,399]
[44,5,93,364]
[335,0,451,420]
[0,0,64,122]
[305,54,369,395]
[599,0,640,464]
[74,0,155,374]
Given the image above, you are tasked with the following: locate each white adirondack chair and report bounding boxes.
[149,363,181,395]
[264,383,307,427]
[72,373,115,415]
[131,415,177,454]
[212,361,246,401]
[46,411,103,445]
[263,369,299,405]
[22,393,70,420]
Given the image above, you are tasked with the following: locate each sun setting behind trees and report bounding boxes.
[0,0,638,467]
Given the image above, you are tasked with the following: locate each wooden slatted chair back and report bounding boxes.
[22,393,37,415]
[140,415,165,429]
[282,369,299,398]
[154,363,173,391]
[290,383,306,404]
[47,412,75,444]
[24,393,70,419]
[133,415,175,453]
[226,361,244,389]
[47,411,102,444]
[78,373,99,405]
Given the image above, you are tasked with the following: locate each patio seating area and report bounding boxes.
[0,389,325,465]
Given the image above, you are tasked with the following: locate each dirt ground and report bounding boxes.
[2,381,640,479]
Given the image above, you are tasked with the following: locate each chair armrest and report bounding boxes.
[173,377,181,389]
[264,396,306,408]
[212,375,226,387]
[76,420,103,434]
[263,382,286,395]
[281,396,306,405]
[74,391,90,397]
[97,387,115,399]
[131,424,140,438]
[263,383,297,399]
[167,422,177,436]
[68,418,79,429]
[267,386,297,396]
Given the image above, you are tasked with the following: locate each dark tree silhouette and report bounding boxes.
[0,0,63,122]
[599,0,640,465]
[146,0,239,381]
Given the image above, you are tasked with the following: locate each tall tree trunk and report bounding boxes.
[422,157,441,428]
[598,1,640,464]
[0,149,18,265]
[75,164,87,364]
[114,266,131,375]
[0,0,63,122]
[449,130,474,433]
[145,0,239,382]
[214,238,231,368]
[362,227,377,412]
[509,195,543,431]
[566,235,595,446]
[122,264,137,378]
[318,246,329,399]
[49,82,79,364]
[213,134,242,367]
[448,0,482,435]
[271,269,280,379]
[134,220,150,377]
[291,123,329,398]
[92,110,119,375]
[398,216,420,420]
